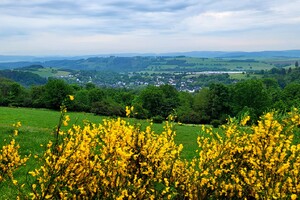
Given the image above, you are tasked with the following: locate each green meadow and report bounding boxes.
[0,106,203,197]
[0,106,202,160]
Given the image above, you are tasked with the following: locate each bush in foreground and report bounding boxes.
[1,104,300,199]
[193,110,300,199]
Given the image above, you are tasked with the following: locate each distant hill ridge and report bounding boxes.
[0,50,300,71]
[1,50,300,62]
[159,50,300,58]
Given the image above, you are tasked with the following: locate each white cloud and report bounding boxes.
[0,0,300,55]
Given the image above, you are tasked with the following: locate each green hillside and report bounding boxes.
[1,56,298,73]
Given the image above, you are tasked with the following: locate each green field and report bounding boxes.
[144,57,278,72]
[2,106,300,198]
[0,107,200,199]
[31,68,71,78]
[229,73,263,80]
[0,106,203,197]
[0,106,202,159]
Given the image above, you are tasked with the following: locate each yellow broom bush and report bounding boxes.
[1,100,300,199]
[194,109,300,199]
[0,139,28,183]
[0,121,28,184]
[29,105,188,199]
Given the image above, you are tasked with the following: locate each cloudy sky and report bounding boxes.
[1,0,300,55]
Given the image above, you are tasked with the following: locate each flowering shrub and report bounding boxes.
[0,122,28,183]
[29,106,188,199]
[1,102,300,199]
[193,109,300,199]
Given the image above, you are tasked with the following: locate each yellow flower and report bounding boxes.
[8,108,300,199]
[69,95,74,101]
[65,115,70,121]
[291,194,297,200]
[12,180,18,185]
[45,194,53,199]
[63,121,68,126]
[240,115,250,126]
[16,121,21,128]
[125,106,134,117]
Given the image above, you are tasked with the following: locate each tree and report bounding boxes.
[72,89,90,112]
[113,90,135,107]
[159,84,180,117]
[88,88,105,105]
[206,83,231,122]
[85,83,96,90]
[0,77,26,106]
[282,83,300,109]
[231,79,271,121]
[29,85,46,108]
[295,61,299,68]
[91,99,125,117]
[262,78,282,110]
[137,85,164,118]
[192,83,231,124]
[176,92,195,123]
[44,79,73,109]
[193,88,211,123]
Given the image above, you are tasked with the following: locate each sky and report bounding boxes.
[1,0,300,56]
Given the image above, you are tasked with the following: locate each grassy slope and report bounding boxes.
[30,68,71,78]
[0,106,202,197]
[0,106,201,159]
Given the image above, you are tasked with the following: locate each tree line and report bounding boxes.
[1,70,300,125]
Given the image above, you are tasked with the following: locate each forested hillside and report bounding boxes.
[0,55,298,72]
[1,66,300,125]
[0,69,46,87]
